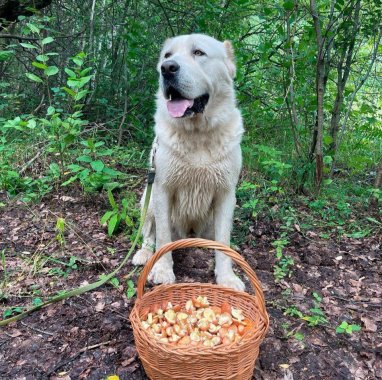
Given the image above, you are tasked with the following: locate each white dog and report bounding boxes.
[132,34,245,291]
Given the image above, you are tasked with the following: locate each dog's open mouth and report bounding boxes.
[165,86,209,118]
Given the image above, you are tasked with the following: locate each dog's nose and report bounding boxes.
[161,60,180,78]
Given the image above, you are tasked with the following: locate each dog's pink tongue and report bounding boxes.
[167,99,194,118]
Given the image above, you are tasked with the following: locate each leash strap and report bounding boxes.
[0,171,154,326]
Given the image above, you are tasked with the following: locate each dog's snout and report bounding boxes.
[161,60,180,78]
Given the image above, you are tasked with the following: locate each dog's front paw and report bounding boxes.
[216,272,245,292]
[148,263,175,285]
[132,247,153,266]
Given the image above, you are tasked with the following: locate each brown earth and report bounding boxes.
[0,188,381,380]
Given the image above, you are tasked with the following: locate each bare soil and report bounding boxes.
[0,188,381,380]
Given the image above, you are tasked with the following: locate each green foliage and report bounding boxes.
[126,279,136,299]
[101,190,140,236]
[3,306,23,319]
[63,139,126,192]
[47,256,78,278]
[55,217,66,246]
[284,292,328,328]
[272,238,294,282]
[336,321,362,334]
[98,274,120,289]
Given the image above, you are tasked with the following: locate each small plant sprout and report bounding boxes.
[272,238,294,282]
[55,217,66,246]
[126,280,136,299]
[336,321,361,335]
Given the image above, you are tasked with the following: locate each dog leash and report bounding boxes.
[0,168,155,326]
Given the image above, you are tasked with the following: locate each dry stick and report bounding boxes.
[46,340,114,376]
[20,321,55,336]
[19,148,44,174]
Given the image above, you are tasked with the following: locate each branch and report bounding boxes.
[0,34,38,41]
[155,0,175,36]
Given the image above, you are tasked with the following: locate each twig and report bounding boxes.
[47,340,114,375]
[0,34,39,41]
[156,0,175,36]
[331,295,382,308]
[19,148,44,174]
[20,321,55,336]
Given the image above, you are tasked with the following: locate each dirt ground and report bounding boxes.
[0,187,381,380]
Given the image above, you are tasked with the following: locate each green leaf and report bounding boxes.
[62,86,76,97]
[62,175,78,186]
[36,54,49,62]
[100,211,115,224]
[80,67,93,76]
[26,73,43,83]
[109,277,120,288]
[20,42,38,49]
[76,155,92,163]
[32,297,43,306]
[294,332,304,341]
[107,190,117,209]
[67,164,83,172]
[108,214,119,236]
[323,135,333,145]
[283,0,294,10]
[32,61,48,70]
[67,78,80,88]
[323,156,333,165]
[0,50,14,61]
[44,66,59,76]
[27,119,36,129]
[41,36,54,45]
[90,160,104,172]
[27,23,40,33]
[47,106,56,115]
[75,89,88,101]
[64,68,76,77]
[72,57,84,66]
[126,280,136,299]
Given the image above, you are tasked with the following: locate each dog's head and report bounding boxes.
[157,34,236,119]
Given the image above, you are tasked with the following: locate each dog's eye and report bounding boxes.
[193,49,205,56]
[164,52,172,58]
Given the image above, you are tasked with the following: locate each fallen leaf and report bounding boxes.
[361,316,377,332]
[95,301,105,312]
[121,356,136,367]
[8,329,22,337]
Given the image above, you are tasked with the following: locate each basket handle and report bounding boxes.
[136,238,266,310]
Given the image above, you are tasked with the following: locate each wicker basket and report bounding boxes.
[130,238,269,380]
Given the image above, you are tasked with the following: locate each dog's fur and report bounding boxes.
[132,34,245,291]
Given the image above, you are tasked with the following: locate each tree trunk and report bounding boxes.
[370,157,382,208]
[330,26,382,177]
[310,0,325,190]
[285,9,301,156]
[328,0,361,154]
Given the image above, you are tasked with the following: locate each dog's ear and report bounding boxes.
[223,40,236,78]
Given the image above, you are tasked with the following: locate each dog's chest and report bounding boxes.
[165,158,230,222]
[165,151,230,191]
